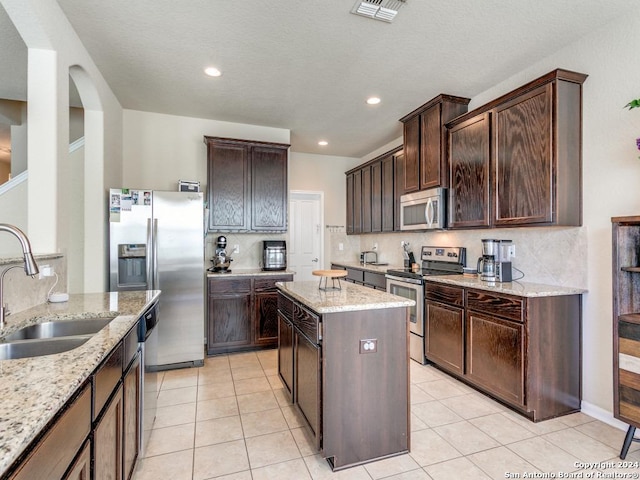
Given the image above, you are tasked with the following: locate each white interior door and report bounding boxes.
[289,191,322,281]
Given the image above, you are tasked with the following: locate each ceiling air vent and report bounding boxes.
[351,0,406,23]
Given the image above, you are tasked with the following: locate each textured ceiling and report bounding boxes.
[2,1,638,158]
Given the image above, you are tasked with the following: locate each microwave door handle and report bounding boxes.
[426,198,434,228]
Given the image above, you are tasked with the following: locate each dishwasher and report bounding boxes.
[138,301,159,455]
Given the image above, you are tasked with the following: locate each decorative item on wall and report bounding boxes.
[625,98,640,159]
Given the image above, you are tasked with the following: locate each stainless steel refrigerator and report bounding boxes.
[109,189,204,369]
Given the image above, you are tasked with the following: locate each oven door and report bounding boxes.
[386,275,425,364]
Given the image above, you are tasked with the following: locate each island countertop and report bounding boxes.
[207,268,294,278]
[276,280,415,314]
[0,290,160,477]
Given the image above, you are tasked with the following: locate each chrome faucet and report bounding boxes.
[0,224,39,329]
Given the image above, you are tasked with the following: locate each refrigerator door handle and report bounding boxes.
[146,218,154,289]
[152,218,159,289]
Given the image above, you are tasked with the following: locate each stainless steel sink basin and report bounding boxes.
[3,317,114,341]
[0,336,91,360]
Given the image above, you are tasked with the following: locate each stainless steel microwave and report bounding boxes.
[400,188,447,230]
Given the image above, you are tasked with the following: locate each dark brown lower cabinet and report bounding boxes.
[123,353,141,480]
[277,311,294,399]
[466,311,524,406]
[278,290,409,471]
[207,274,293,355]
[424,280,581,421]
[63,440,91,480]
[94,384,124,480]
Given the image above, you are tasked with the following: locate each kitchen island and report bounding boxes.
[0,290,160,479]
[276,280,414,471]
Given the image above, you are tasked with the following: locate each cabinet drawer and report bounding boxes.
[208,277,251,294]
[425,282,464,307]
[346,268,364,283]
[255,275,293,293]
[466,289,523,322]
[363,271,386,290]
[293,303,320,344]
[10,384,91,480]
[94,341,124,420]
[278,292,294,321]
[123,322,139,371]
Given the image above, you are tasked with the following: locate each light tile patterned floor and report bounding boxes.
[134,350,640,480]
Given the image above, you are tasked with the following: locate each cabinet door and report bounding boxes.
[394,151,405,231]
[353,169,363,234]
[207,293,252,354]
[420,103,442,190]
[448,112,491,228]
[425,300,464,376]
[63,440,91,480]
[295,331,321,450]
[493,84,553,226]
[361,166,372,233]
[207,141,249,231]
[403,115,420,193]
[371,161,382,232]
[382,154,394,232]
[255,291,279,347]
[278,312,294,400]
[346,173,354,235]
[466,311,525,406]
[123,353,141,480]
[94,385,124,480]
[251,145,288,231]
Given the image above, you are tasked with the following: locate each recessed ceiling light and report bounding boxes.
[367,97,381,105]
[204,67,222,77]
[318,140,328,146]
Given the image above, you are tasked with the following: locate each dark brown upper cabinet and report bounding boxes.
[205,136,289,232]
[345,146,402,235]
[446,69,587,229]
[400,95,470,193]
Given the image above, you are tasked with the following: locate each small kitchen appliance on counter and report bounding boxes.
[210,235,233,272]
[386,246,466,364]
[477,239,513,282]
[262,240,286,271]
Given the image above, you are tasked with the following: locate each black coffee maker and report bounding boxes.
[210,235,233,272]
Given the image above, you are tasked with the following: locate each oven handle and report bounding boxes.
[385,274,424,285]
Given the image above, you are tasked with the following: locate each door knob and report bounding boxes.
[312,258,318,262]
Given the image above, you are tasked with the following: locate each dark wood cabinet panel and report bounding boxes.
[251,145,288,231]
[207,142,248,231]
[448,113,491,229]
[382,154,394,232]
[205,136,289,233]
[362,166,372,233]
[466,311,525,406]
[403,115,420,193]
[346,173,354,235]
[394,151,405,231]
[425,300,464,376]
[401,95,470,193]
[94,385,124,480]
[295,330,321,449]
[278,312,294,400]
[371,162,382,232]
[123,354,140,480]
[63,440,91,480]
[494,84,553,226]
[420,103,442,190]
[207,294,252,353]
[208,275,292,354]
[353,169,362,234]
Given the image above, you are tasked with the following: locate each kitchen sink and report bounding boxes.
[2,317,114,342]
[0,336,91,360]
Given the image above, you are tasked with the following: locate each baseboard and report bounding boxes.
[580,400,630,431]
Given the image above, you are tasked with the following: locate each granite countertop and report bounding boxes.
[207,268,295,277]
[0,290,161,476]
[330,261,404,274]
[425,275,587,297]
[276,280,414,314]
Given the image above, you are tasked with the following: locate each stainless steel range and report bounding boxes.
[386,246,466,364]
